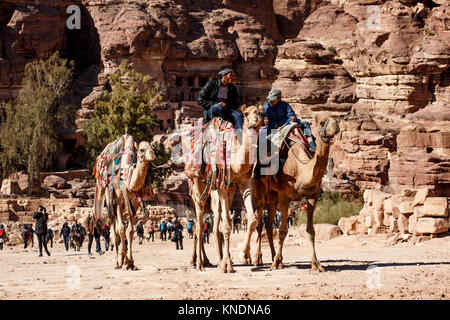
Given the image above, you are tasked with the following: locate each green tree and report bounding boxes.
[83,61,173,190]
[0,53,74,193]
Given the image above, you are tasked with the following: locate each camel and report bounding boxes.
[240,115,340,272]
[210,105,264,273]
[108,141,155,270]
[186,105,264,272]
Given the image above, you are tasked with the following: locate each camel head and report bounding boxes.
[314,115,340,143]
[136,141,156,163]
[241,104,265,129]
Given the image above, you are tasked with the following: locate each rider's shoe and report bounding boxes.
[308,140,316,153]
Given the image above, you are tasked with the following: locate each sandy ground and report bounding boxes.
[0,227,449,300]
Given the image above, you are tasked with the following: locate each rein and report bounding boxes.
[283,119,331,164]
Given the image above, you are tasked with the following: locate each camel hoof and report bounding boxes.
[220,258,235,273]
[269,258,283,271]
[311,262,326,272]
[253,253,263,266]
[239,251,252,265]
[196,262,205,271]
[114,265,122,269]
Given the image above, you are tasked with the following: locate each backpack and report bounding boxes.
[0,229,4,237]
[203,222,209,232]
[187,222,193,230]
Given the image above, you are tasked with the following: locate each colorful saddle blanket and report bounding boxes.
[185,117,236,200]
[92,134,149,220]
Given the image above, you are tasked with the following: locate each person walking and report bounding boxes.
[84,214,104,257]
[33,206,51,257]
[46,228,54,248]
[203,219,210,244]
[0,224,6,250]
[136,221,145,245]
[22,225,31,249]
[28,224,35,248]
[147,222,155,242]
[160,220,167,241]
[173,221,183,250]
[187,219,194,239]
[167,220,174,240]
[102,224,111,251]
[232,210,240,234]
[60,222,71,251]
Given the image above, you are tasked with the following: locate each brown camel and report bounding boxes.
[108,141,155,270]
[186,105,264,271]
[240,115,340,272]
[210,104,264,273]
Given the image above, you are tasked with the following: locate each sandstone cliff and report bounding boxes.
[0,0,448,196]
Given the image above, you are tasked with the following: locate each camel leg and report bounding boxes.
[190,226,197,267]
[111,219,121,269]
[236,182,254,265]
[218,188,234,273]
[306,195,325,272]
[211,190,223,266]
[239,181,262,265]
[115,201,126,269]
[266,197,277,261]
[270,199,289,270]
[125,214,138,270]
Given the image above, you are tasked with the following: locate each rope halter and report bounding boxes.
[318,118,331,143]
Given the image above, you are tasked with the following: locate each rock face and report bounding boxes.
[0,0,449,196]
[274,0,450,195]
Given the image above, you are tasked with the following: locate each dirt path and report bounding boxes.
[0,228,449,300]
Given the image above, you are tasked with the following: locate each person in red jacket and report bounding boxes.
[0,224,6,250]
[147,222,155,242]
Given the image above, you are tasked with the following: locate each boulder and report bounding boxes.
[415,217,449,234]
[414,198,449,218]
[299,223,342,240]
[368,225,388,235]
[389,215,398,233]
[408,213,418,236]
[399,200,414,216]
[398,214,409,234]
[373,209,384,227]
[382,213,390,227]
[338,216,358,235]
[43,175,67,189]
[412,188,430,207]
[0,179,21,196]
[357,215,369,234]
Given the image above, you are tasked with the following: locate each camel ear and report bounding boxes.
[134,142,138,150]
[259,105,265,114]
[241,104,248,113]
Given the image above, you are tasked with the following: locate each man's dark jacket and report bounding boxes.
[33,212,48,235]
[197,78,239,120]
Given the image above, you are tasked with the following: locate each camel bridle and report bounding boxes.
[318,118,331,143]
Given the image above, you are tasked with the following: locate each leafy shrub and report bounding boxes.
[295,192,363,226]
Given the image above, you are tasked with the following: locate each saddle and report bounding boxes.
[255,123,313,179]
[185,117,236,201]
